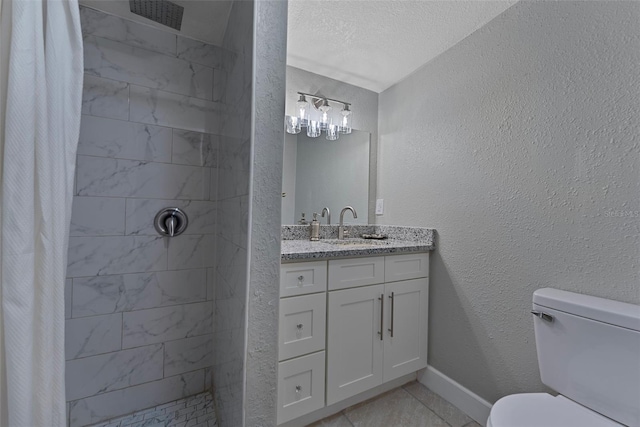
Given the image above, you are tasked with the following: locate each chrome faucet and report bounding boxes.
[321,207,331,225]
[338,206,358,239]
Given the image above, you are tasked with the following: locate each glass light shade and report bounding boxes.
[285,115,301,134]
[319,99,331,130]
[296,96,310,127]
[339,106,352,134]
[306,120,321,138]
[326,123,340,141]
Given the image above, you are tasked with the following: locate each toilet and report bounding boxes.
[487,288,640,427]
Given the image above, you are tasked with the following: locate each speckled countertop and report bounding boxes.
[281,225,435,262]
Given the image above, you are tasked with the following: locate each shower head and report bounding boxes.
[129,0,184,31]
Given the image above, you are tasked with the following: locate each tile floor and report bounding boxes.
[87,392,217,427]
[309,382,483,427]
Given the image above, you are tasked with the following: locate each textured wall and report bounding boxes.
[213,1,254,426]
[377,1,639,403]
[244,0,288,425]
[66,7,234,426]
[285,67,379,221]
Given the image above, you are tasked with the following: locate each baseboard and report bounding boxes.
[418,365,492,427]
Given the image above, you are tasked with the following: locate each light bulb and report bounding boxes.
[326,123,340,141]
[339,104,352,134]
[296,95,309,127]
[319,99,331,130]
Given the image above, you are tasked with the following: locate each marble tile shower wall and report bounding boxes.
[212,1,254,426]
[65,8,241,427]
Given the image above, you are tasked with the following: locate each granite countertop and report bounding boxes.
[281,225,435,262]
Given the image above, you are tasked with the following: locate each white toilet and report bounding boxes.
[487,288,640,427]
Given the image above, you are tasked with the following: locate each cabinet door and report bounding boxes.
[383,278,429,382]
[326,284,384,405]
[277,351,326,424]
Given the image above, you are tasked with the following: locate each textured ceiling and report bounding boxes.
[79,0,233,46]
[287,0,518,92]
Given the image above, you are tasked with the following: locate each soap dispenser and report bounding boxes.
[310,213,320,241]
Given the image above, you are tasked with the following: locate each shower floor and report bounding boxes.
[87,391,217,427]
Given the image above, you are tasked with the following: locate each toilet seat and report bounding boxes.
[487,393,622,427]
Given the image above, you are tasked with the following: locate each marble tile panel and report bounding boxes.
[72,269,207,317]
[69,370,205,427]
[67,235,167,277]
[213,328,244,365]
[215,239,247,294]
[172,130,218,167]
[84,36,213,100]
[129,85,221,134]
[209,167,218,201]
[212,69,226,102]
[217,137,250,200]
[176,37,236,70]
[463,422,483,427]
[65,314,122,360]
[403,381,472,427]
[82,74,129,120]
[308,412,353,427]
[125,199,216,236]
[164,334,213,377]
[214,297,245,333]
[168,234,214,270]
[122,302,212,348]
[80,7,177,56]
[65,278,72,319]
[217,195,248,247]
[78,115,172,162]
[217,105,247,140]
[206,268,214,301]
[204,368,213,392]
[343,388,448,427]
[212,358,243,426]
[76,156,210,200]
[70,196,126,237]
[66,344,164,400]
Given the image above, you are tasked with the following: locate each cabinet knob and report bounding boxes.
[296,323,303,329]
[295,385,302,393]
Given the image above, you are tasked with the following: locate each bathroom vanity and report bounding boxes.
[277,226,435,425]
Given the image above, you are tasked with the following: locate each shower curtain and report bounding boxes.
[0,0,83,424]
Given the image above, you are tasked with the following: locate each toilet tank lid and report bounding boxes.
[533,288,640,332]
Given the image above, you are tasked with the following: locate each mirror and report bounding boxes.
[282,129,370,225]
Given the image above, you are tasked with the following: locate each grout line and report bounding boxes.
[342,410,356,427]
[401,385,453,427]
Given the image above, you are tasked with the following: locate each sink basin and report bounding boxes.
[323,239,393,246]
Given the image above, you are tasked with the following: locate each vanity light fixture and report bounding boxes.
[286,92,353,141]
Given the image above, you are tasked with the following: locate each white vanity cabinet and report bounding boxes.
[278,252,429,425]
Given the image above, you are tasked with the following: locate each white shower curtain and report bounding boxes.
[0,0,83,424]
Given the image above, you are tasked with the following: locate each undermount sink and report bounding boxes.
[323,238,393,246]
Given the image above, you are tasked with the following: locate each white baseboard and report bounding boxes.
[418,365,493,427]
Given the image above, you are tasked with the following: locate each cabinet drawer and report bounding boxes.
[279,293,326,361]
[328,256,385,290]
[384,253,429,283]
[277,351,326,425]
[280,261,327,297]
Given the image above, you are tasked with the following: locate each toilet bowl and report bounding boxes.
[486,288,640,427]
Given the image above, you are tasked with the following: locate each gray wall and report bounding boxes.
[377,1,639,403]
[245,1,288,424]
[66,7,235,426]
[286,66,379,221]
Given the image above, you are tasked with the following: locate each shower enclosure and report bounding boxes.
[64,1,286,425]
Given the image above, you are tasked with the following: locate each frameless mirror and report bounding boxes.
[282,129,370,225]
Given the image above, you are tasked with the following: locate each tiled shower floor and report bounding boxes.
[87,392,217,427]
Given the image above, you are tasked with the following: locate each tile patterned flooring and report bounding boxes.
[310,382,483,427]
[86,381,479,427]
[87,392,217,427]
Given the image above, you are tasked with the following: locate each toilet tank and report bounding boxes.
[533,288,640,427]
